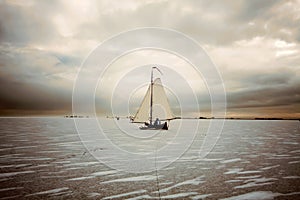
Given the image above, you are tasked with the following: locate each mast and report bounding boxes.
[133,66,172,125]
[150,67,154,125]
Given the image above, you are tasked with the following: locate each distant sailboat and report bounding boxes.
[132,67,175,130]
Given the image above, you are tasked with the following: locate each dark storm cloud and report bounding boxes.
[0,43,75,115]
[227,70,300,115]
[228,84,300,108]
[0,72,71,112]
[242,70,294,86]
[235,0,280,21]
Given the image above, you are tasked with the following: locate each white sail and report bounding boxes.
[133,78,174,123]
[133,85,151,123]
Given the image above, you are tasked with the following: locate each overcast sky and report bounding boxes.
[0,0,299,118]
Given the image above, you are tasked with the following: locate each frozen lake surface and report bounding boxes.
[0,118,299,199]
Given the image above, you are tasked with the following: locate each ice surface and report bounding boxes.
[0,187,23,192]
[220,191,280,200]
[63,161,99,167]
[236,175,261,179]
[225,180,243,183]
[288,160,300,164]
[103,189,147,199]
[234,181,272,189]
[0,164,31,168]
[283,176,300,179]
[224,168,243,174]
[91,170,119,176]
[234,177,277,189]
[220,158,241,164]
[0,194,21,199]
[261,165,280,170]
[26,187,69,197]
[160,192,198,199]
[0,118,299,199]
[0,171,35,178]
[87,192,100,198]
[102,175,161,184]
[67,170,118,181]
[191,194,212,199]
[126,195,153,200]
[67,176,93,181]
[199,158,223,162]
[157,176,205,193]
[237,170,261,174]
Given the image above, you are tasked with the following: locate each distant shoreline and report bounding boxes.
[0,116,299,121]
[181,117,300,121]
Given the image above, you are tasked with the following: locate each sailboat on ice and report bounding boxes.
[132,67,175,130]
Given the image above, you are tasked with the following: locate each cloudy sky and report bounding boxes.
[0,0,299,118]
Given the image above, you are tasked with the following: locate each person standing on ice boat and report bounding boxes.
[154,118,160,126]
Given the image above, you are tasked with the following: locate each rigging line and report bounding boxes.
[153,66,163,75]
[155,147,161,200]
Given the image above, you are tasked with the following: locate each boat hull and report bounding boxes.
[139,122,168,130]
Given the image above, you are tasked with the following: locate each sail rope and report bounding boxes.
[154,147,161,200]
